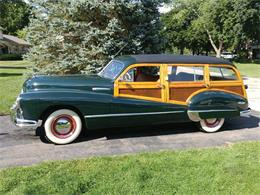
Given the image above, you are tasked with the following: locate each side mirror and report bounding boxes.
[244,84,248,90]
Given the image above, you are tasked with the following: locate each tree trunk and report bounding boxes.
[180,48,184,55]
[205,29,223,58]
[216,49,221,58]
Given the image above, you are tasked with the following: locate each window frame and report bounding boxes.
[116,63,163,84]
[208,64,242,83]
[167,64,206,83]
[119,65,161,83]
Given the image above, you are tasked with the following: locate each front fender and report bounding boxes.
[19,90,113,120]
[187,90,248,121]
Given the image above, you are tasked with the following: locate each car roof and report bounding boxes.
[114,54,234,67]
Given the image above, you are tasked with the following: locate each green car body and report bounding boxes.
[11,54,250,132]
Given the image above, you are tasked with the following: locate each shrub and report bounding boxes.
[26,0,164,75]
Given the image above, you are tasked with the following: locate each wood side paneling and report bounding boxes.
[212,86,244,96]
[119,88,161,98]
[169,86,244,102]
[169,87,204,102]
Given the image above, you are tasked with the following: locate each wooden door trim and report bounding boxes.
[114,63,164,102]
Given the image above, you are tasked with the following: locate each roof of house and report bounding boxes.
[2,34,30,46]
[115,54,234,66]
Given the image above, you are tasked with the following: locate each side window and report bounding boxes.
[168,66,204,82]
[119,66,160,82]
[209,67,238,81]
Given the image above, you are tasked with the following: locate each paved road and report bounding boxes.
[1,111,260,169]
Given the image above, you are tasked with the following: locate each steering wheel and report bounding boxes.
[122,72,132,81]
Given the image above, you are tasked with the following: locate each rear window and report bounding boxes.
[209,67,238,81]
[168,66,204,82]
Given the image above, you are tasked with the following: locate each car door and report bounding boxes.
[115,64,165,102]
[111,64,187,127]
[166,64,208,104]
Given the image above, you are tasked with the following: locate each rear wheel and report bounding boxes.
[198,118,225,133]
[44,109,82,144]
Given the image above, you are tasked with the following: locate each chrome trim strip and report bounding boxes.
[188,109,237,113]
[240,108,251,117]
[85,111,184,118]
[92,87,111,91]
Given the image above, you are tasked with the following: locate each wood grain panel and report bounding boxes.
[169,87,204,102]
[119,88,161,98]
[213,86,244,96]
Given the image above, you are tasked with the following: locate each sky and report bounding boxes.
[159,4,172,13]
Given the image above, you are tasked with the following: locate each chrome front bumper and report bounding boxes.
[10,97,42,128]
[240,108,251,117]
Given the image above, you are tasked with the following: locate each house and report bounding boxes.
[0,28,30,55]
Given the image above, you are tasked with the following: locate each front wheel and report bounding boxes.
[44,109,82,144]
[198,118,225,133]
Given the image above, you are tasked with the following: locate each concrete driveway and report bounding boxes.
[244,77,260,111]
[1,110,260,169]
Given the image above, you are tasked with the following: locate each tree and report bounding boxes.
[0,0,30,35]
[161,0,211,55]
[26,0,165,75]
[162,0,260,57]
[161,5,191,54]
[230,0,260,56]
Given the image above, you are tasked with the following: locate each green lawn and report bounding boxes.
[234,62,260,78]
[0,61,31,115]
[0,60,31,67]
[0,141,259,194]
[0,60,259,115]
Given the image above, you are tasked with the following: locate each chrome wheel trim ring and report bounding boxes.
[51,115,76,139]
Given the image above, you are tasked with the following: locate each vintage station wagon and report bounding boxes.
[11,54,250,144]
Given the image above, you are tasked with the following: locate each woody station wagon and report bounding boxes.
[11,54,250,144]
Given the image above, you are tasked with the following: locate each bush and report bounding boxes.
[0,54,22,61]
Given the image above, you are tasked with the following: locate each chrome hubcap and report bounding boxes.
[55,118,73,135]
[51,115,76,139]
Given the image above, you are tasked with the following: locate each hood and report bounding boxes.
[23,74,114,93]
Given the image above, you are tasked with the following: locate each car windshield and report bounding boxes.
[98,60,125,80]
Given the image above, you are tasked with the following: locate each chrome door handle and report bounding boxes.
[204,83,210,88]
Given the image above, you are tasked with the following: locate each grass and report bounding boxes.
[0,60,31,67]
[0,61,31,115]
[234,62,260,78]
[0,141,260,194]
[0,60,259,115]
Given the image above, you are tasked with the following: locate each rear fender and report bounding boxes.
[187,90,248,122]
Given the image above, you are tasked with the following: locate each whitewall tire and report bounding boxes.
[199,118,225,133]
[44,109,82,144]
